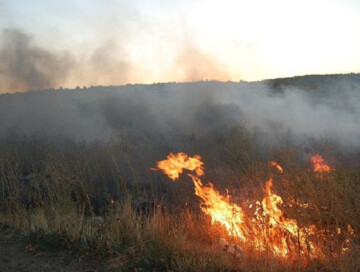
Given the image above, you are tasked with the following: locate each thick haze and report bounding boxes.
[0,75,359,150]
[0,1,359,150]
[1,0,360,93]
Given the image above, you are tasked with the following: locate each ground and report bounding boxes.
[0,228,106,272]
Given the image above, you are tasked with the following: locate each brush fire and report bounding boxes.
[152,152,354,262]
[311,154,332,177]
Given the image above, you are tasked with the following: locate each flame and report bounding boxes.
[341,225,355,254]
[152,152,353,261]
[311,154,331,174]
[190,174,323,259]
[151,152,204,180]
[268,161,283,173]
[189,174,248,240]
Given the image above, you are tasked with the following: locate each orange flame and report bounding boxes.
[189,174,248,240]
[311,154,331,174]
[268,161,283,173]
[189,174,323,259]
[151,152,204,180]
[152,152,353,261]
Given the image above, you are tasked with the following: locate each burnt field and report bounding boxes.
[0,74,360,271]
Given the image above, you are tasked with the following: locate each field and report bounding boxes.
[0,75,360,271]
[0,129,359,271]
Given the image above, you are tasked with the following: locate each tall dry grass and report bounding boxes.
[0,131,359,271]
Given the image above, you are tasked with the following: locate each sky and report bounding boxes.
[0,0,360,92]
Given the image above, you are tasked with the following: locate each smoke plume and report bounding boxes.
[0,28,234,94]
[0,74,359,151]
[0,29,73,93]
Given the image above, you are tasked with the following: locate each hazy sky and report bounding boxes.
[1,0,360,91]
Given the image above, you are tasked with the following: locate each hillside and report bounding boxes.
[0,74,359,147]
[0,74,359,271]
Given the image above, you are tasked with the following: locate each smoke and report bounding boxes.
[0,75,359,151]
[0,29,74,93]
[0,22,358,145]
[99,92,155,135]
[218,80,360,148]
[172,42,230,82]
[0,28,137,93]
[0,27,236,93]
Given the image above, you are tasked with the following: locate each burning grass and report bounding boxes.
[152,152,359,264]
[0,132,359,271]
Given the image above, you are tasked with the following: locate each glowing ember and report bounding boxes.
[311,154,331,174]
[152,152,353,261]
[341,225,355,254]
[288,197,309,208]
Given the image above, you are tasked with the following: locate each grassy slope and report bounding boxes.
[0,74,359,271]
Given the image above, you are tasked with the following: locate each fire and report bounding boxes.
[152,152,353,261]
[288,197,309,208]
[151,152,204,180]
[191,174,324,259]
[311,154,331,174]
[189,174,248,240]
[268,161,283,173]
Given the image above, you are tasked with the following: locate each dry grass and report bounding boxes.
[0,132,359,271]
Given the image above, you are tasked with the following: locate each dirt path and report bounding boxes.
[0,228,106,272]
